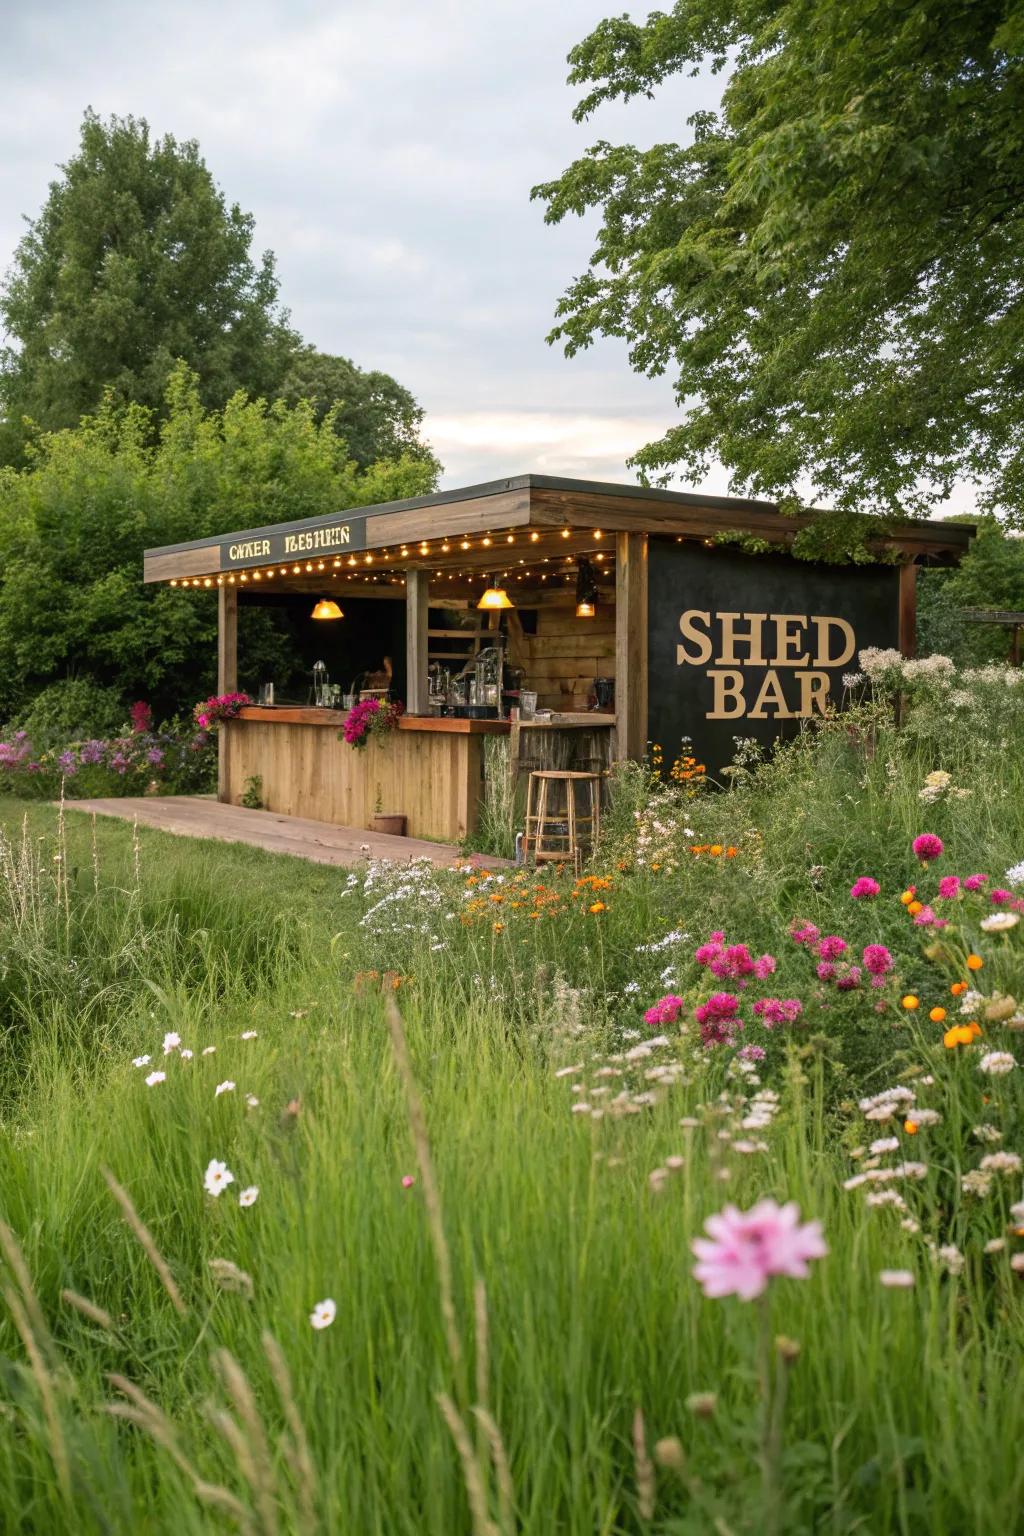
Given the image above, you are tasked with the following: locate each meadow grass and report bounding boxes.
[0,695,1023,1536]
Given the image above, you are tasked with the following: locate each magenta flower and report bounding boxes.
[737,1044,767,1062]
[912,833,944,864]
[963,873,988,892]
[401,1175,416,1189]
[937,875,961,900]
[752,997,803,1027]
[643,994,685,1027]
[912,904,947,928]
[692,1198,828,1301]
[694,992,741,1047]
[990,888,1013,906]
[694,932,726,966]
[789,920,820,947]
[816,935,848,960]
[816,960,836,981]
[835,964,862,991]
[862,943,893,977]
[850,877,881,900]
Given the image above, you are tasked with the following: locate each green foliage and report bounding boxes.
[0,364,437,723]
[533,1,1024,519]
[0,111,298,463]
[10,677,127,746]
[918,516,1024,664]
[240,775,264,810]
[280,348,440,474]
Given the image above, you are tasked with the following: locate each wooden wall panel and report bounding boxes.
[520,601,615,710]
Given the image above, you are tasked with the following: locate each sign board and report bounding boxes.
[646,539,900,775]
[220,515,368,571]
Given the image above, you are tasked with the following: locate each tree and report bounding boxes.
[532,1,1024,520]
[918,516,1024,663]
[0,110,298,463]
[0,364,438,726]
[279,349,439,473]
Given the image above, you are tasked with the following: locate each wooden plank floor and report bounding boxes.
[64,797,509,870]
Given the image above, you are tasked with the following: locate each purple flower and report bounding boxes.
[737,1044,767,1062]
[80,740,105,765]
[57,750,77,777]
[912,833,944,863]
[835,965,862,991]
[816,960,836,981]
[147,747,165,766]
[850,877,881,900]
[110,752,129,775]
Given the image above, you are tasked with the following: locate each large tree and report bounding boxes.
[533,1,1024,519]
[279,348,439,472]
[0,110,298,463]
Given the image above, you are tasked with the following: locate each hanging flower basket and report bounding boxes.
[339,698,404,748]
[192,691,251,729]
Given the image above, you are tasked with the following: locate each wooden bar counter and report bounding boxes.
[222,707,508,842]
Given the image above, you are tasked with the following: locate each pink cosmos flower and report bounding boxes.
[692,1198,828,1301]
[963,873,988,892]
[850,877,881,900]
[912,833,944,863]
[644,994,685,1027]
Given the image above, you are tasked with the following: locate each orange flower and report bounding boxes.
[901,994,919,1011]
[951,981,968,997]
[489,892,504,904]
[650,863,661,872]
[492,921,504,934]
[943,1024,975,1048]
[900,888,916,905]
[528,912,540,920]
[710,844,724,856]
[929,1006,947,1023]
[904,1119,918,1135]
[968,1020,982,1038]
[966,953,984,971]
[907,900,924,917]
[726,846,738,857]
[589,901,606,914]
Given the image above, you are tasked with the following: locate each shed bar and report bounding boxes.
[144,475,974,842]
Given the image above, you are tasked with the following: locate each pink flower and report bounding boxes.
[963,873,988,892]
[862,943,893,976]
[401,1175,416,1189]
[912,904,947,928]
[692,1198,828,1301]
[752,954,777,979]
[912,833,944,864]
[816,935,848,960]
[850,877,881,900]
[197,714,209,729]
[643,994,684,1027]
[937,876,961,900]
[835,964,862,991]
[990,888,1013,906]
[694,992,741,1047]
[789,920,820,947]
[738,1044,766,1062]
[752,997,803,1027]
[816,960,836,981]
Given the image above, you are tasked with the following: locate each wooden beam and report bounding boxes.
[615,533,648,761]
[217,585,238,802]
[898,563,917,658]
[405,568,429,715]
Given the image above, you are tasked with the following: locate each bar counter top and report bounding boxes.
[235,707,615,732]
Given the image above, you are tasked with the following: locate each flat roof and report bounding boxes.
[143,472,976,584]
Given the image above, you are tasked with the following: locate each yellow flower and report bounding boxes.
[904,1119,918,1135]
[492,922,504,934]
[589,901,606,914]
[901,994,919,1011]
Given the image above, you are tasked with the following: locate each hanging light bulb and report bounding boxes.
[476,573,514,611]
[575,557,598,619]
[311,599,344,620]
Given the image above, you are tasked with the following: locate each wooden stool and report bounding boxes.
[523,770,602,873]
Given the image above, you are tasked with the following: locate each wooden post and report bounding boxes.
[217,585,238,803]
[405,568,429,715]
[898,562,917,658]
[615,532,648,761]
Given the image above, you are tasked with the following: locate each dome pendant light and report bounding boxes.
[476,575,514,611]
[311,599,344,621]
[575,558,598,619]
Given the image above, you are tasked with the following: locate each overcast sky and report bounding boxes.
[0,0,734,490]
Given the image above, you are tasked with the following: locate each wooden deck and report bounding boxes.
[64,797,509,870]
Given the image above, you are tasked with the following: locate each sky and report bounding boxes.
[0,0,730,491]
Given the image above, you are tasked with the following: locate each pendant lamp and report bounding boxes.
[476,576,514,611]
[575,558,598,619]
[311,599,344,620]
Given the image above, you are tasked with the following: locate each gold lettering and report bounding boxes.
[811,615,855,668]
[718,612,767,666]
[772,615,809,667]
[797,670,831,714]
[707,669,746,719]
[677,610,713,666]
[748,670,792,719]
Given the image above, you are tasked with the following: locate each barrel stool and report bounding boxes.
[523,770,602,874]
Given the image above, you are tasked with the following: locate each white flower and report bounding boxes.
[980,912,1020,933]
[310,1297,336,1330]
[144,1070,166,1087]
[214,1080,236,1098]
[984,1238,1007,1254]
[238,1186,259,1208]
[246,1094,260,1108]
[979,1052,1015,1075]
[179,1049,194,1061]
[980,1151,1022,1175]
[202,1046,217,1056]
[132,1055,151,1068]
[879,1269,915,1288]
[162,1032,181,1055]
[555,1064,583,1078]
[1011,1253,1024,1274]
[240,1030,258,1040]
[935,1244,965,1275]
[1005,861,1024,888]
[204,1159,234,1197]
[1010,1199,1024,1225]
[869,1137,900,1155]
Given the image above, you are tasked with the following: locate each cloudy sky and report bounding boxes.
[1,0,732,490]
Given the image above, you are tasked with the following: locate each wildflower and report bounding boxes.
[737,1044,766,1062]
[879,1270,915,1288]
[973,1124,1002,1142]
[144,1071,166,1087]
[964,874,988,892]
[981,912,1020,933]
[904,1120,918,1135]
[402,1175,416,1189]
[204,1159,234,1197]
[240,1030,258,1040]
[214,1081,236,1097]
[1012,1255,1024,1274]
[979,1052,1015,1075]
[912,833,944,864]
[962,1167,994,1198]
[979,1152,1023,1175]
[966,953,984,971]
[162,1032,181,1055]
[902,995,919,1011]
[492,922,504,933]
[863,944,894,977]
[900,887,916,905]
[835,964,862,991]
[929,1007,947,1023]
[180,1049,193,1061]
[310,1298,337,1330]
[935,1245,964,1275]
[789,920,820,946]
[246,1094,259,1108]
[817,935,848,960]
[644,994,685,1026]
[944,1024,976,1048]
[850,877,881,900]
[908,1108,940,1126]
[691,1198,827,1300]
[132,1055,151,1068]
[951,981,968,996]
[752,997,802,1027]
[907,900,924,916]
[869,1137,900,1154]
[985,1238,1007,1254]
[990,888,1014,906]
[202,1045,217,1055]
[589,901,606,914]
[1005,861,1024,888]
[694,992,742,1047]
[238,1187,259,1208]
[937,876,961,900]
[865,1190,907,1210]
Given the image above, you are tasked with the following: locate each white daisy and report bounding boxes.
[132,1055,151,1068]
[144,1070,166,1087]
[162,1031,181,1055]
[238,1186,259,1208]
[204,1159,234,1197]
[310,1297,336,1330]
[214,1080,236,1098]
